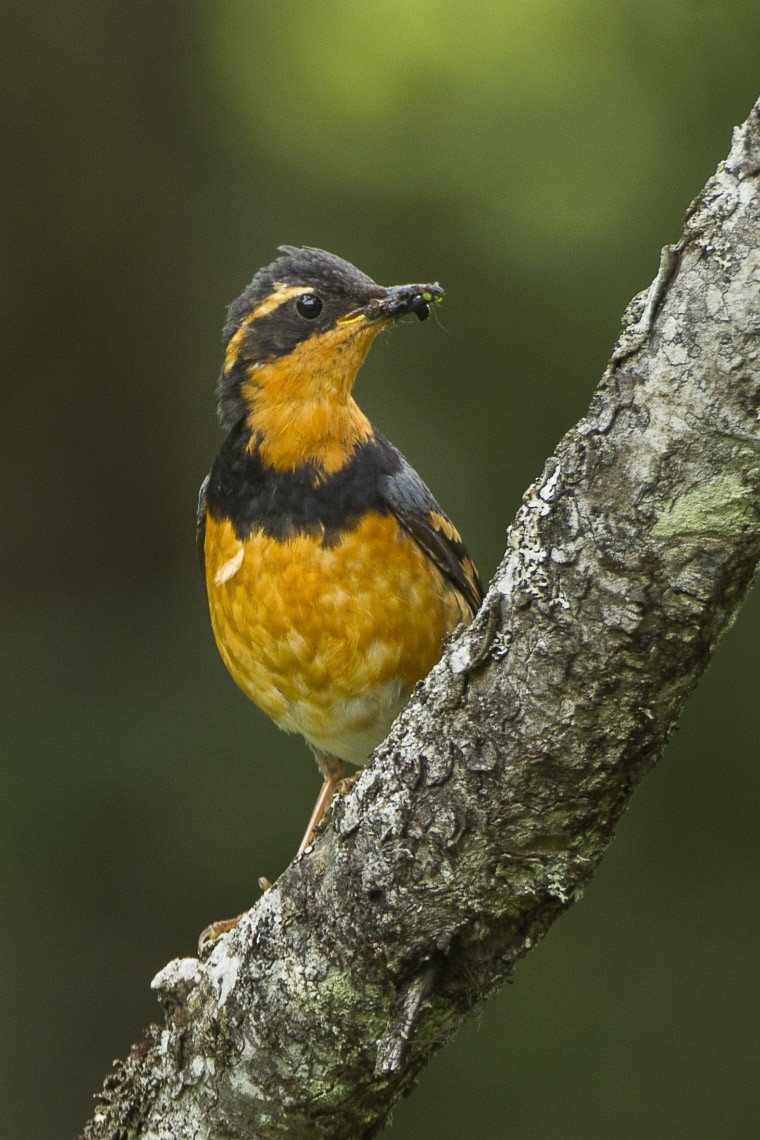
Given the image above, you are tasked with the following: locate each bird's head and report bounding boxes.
[217,247,443,472]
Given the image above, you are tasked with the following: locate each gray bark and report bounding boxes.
[83,99,760,1140]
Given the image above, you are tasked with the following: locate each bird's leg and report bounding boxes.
[199,754,347,954]
[297,751,345,855]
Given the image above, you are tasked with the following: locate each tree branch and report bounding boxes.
[83,98,760,1140]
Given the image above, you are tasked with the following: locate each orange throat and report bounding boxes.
[240,321,381,475]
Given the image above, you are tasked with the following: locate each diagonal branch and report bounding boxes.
[83,98,760,1140]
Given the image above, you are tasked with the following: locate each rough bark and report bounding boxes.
[83,100,760,1140]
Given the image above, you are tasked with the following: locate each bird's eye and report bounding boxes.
[296,293,323,319]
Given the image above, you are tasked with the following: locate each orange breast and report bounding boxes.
[204,511,468,764]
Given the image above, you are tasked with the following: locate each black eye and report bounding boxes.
[296,293,323,320]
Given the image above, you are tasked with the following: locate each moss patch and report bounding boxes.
[653,471,757,538]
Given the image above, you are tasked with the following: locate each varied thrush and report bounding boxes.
[197,247,482,939]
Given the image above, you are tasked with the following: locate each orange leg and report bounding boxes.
[297,752,345,855]
[198,753,347,954]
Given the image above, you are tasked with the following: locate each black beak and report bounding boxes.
[363,282,444,323]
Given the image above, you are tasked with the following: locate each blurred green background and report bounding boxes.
[3,2,759,1137]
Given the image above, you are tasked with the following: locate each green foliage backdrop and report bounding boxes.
[2,3,759,1136]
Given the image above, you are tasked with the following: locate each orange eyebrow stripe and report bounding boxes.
[224,283,313,373]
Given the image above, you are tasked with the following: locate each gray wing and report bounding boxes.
[379,447,483,617]
[196,474,209,569]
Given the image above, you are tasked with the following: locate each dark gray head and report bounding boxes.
[217,246,443,428]
[222,246,384,345]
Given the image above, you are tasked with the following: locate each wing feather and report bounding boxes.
[196,474,209,569]
[378,442,483,617]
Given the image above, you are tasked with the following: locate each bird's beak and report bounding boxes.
[338,282,444,326]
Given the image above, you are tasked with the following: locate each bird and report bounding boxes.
[197,246,483,942]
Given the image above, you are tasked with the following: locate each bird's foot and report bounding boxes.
[197,913,242,956]
[197,880,271,956]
